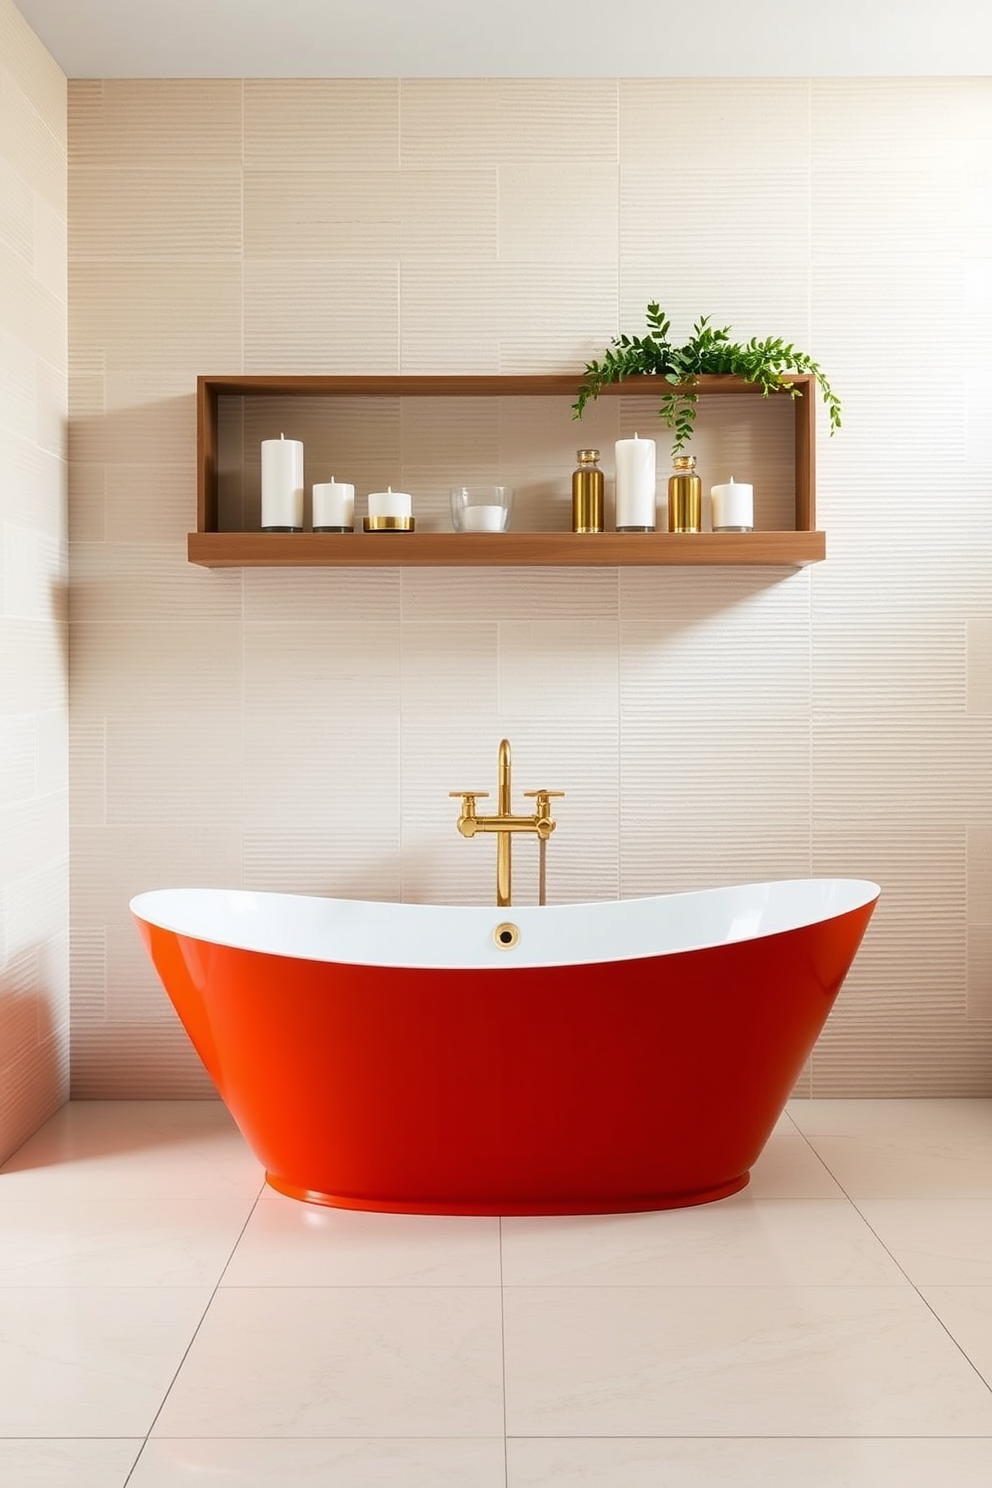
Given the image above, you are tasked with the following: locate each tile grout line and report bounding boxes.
[121,1178,267,1486]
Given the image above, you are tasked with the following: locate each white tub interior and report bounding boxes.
[131,879,880,971]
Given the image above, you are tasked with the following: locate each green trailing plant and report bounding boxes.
[573,301,842,457]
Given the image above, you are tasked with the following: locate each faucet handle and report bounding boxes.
[448,791,490,801]
[523,789,564,840]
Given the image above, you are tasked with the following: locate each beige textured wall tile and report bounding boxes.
[621,79,811,168]
[70,1021,216,1099]
[244,80,399,171]
[620,568,810,720]
[71,541,241,627]
[814,624,966,717]
[70,168,243,261]
[401,566,618,623]
[69,80,242,167]
[243,567,401,627]
[244,712,400,837]
[36,705,67,796]
[401,622,499,719]
[813,716,990,824]
[401,80,618,167]
[400,260,501,374]
[244,832,401,903]
[245,170,497,261]
[967,926,992,1020]
[967,826,992,925]
[106,709,242,827]
[0,617,66,715]
[499,163,619,263]
[0,0,68,1156]
[70,263,242,374]
[811,79,984,167]
[0,714,34,804]
[72,621,242,716]
[244,259,398,374]
[1,0,65,139]
[68,715,105,827]
[0,65,65,212]
[967,618,992,715]
[70,823,243,929]
[33,195,67,302]
[244,620,400,719]
[619,715,811,897]
[68,462,103,543]
[70,374,195,468]
[622,163,809,264]
[500,619,619,720]
[0,157,32,261]
[618,269,812,363]
[0,240,64,364]
[4,860,68,960]
[105,464,195,543]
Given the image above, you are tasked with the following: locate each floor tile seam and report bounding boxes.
[500,1432,992,1441]
[782,1122,860,1200]
[906,1284,992,1397]
[847,1193,992,1296]
[124,1185,269,1484]
[212,1281,506,1290]
[498,1281,929,1291]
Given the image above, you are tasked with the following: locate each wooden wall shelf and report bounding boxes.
[188,530,825,568]
[192,372,822,570]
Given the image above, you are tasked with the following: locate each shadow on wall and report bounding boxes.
[0,956,68,1166]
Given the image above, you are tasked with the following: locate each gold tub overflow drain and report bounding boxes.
[493,922,520,950]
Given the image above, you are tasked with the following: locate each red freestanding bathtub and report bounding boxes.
[131,879,878,1214]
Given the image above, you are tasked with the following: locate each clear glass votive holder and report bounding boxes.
[450,485,514,532]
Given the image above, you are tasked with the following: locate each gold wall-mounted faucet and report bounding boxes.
[450,739,563,908]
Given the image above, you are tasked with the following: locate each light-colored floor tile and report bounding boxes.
[153,1287,504,1437]
[0,1287,212,1436]
[505,1437,992,1488]
[501,1200,908,1287]
[920,1285,992,1382]
[856,1198,992,1284]
[787,1100,992,1196]
[223,1198,500,1286]
[0,1441,141,1488]
[0,1100,264,1201]
[130,1437,507,1486]
[502,1285,992,1436]
[744,1116,845,1197]
[0,1198,252,1286]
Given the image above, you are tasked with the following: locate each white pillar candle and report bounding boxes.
[460,504,506,532]
[710,476,754,532]
[261,434,304,530]
[312,478,355,530]
[367,487,413,520]
[614,434,656,530]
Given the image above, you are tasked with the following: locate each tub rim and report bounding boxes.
[130,877,881,972]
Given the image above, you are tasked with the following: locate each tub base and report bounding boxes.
[264,1170,751,1214]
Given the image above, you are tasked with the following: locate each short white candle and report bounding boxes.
[261,434,304,530]
[710,475,754,531]
[614,434,656,530]
[312,478,355,530]
[367,487,412,520]
[461,504,506,532]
